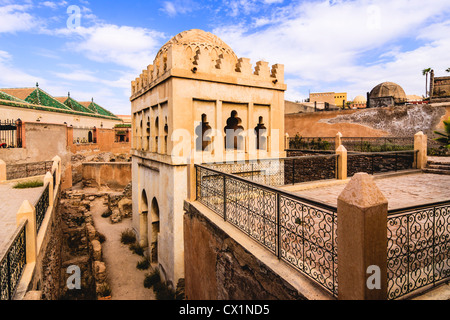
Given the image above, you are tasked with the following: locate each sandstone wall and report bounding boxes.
[82,162,132,189]
[285,104,450,139]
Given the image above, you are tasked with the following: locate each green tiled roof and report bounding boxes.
[63,97,95,114]
[0,85,122,121]
[88,101,120,119]
[0,90,28,103]
[25,88,72,111]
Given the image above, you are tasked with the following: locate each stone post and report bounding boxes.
[337,173,388,300]
[335,132,343,150]
[52,155,62,187]
[16,201,37,264]
[44,172,54,207]
[0,159,6,181]
[336,145,347,180]
[414,132,428,169]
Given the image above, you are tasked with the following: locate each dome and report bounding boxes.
[352,95,367,103]
[157,29,237,59]
[369,82,407,103]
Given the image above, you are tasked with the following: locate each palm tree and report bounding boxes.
[434,117,450,150]
[422,68,432,97]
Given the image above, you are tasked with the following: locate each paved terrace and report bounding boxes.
[0,180,44,255]
[284,172,450,210]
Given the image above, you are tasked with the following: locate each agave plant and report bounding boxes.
[434,117,450,150]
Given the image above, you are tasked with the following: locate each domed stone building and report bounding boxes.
[130,29,286,288]
[368,81,407,108]
[350,95,367,109]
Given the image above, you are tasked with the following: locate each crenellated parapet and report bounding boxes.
[131,29,285,98]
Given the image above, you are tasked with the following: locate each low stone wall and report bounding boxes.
[82,162,131,189]
[183,201,313,300]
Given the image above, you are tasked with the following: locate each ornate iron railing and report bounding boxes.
[35,183,50,233]
[203,154,339,187]
[387,200,450,300]
[196,164,338,297]
[6,161,53,181]
[0,221,27,300]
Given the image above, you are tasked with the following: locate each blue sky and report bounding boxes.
[1,0,450,115]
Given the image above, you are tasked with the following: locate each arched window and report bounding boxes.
[224,111,244,150]
[164,121,168,154]
[195,114,212,152]
[254,116,267,151]
[154,116,159,153]
[150,198,160,263]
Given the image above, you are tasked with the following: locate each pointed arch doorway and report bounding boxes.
[150,198,160,263]
[139,190,149,248]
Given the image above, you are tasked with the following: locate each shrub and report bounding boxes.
[137,257,151,270]
[120,229,136,245]
[153,282,176,300]
[14,180,44,189]
[129,242,145,256]
[96,232,106,244]
[144,269,161,289]
[97,283,112,298]
[101,210,112,218]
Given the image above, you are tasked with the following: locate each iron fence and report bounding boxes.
[6,161,53,181]
[347,151,418,177]
[196,164,338,297]
[0,119,22,149]
[35,183,50,233]
[0,221,27,300]
[387,201,450,300]
[288,136,415,153]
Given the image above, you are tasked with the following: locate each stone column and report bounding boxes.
[337,173,388,300]
[16,201,37,264]
[335,132,343,150]
[285,133,290,150]
[414,132,428,169]
[336,145,347,180]
[0,159,6,181]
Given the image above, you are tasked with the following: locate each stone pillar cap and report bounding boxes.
[338,173,387,208]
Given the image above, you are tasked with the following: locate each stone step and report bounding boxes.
[426,164,450,170]
[427,161,450,167]
[423,168,450,175]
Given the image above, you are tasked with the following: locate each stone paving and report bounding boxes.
[0,181,44,254]
[291,172,450,210]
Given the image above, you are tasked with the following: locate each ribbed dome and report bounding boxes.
[157,29,236,58]
[369,82,407,103]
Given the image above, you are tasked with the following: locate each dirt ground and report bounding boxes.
[89,197,156,300]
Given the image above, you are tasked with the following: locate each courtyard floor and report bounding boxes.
[288,172,450,210]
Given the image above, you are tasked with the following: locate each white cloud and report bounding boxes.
[0,4,39,33]
[160,0,197,17]
[51,24,166,71]
[214,0,450,100]
[0,50,43,87]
